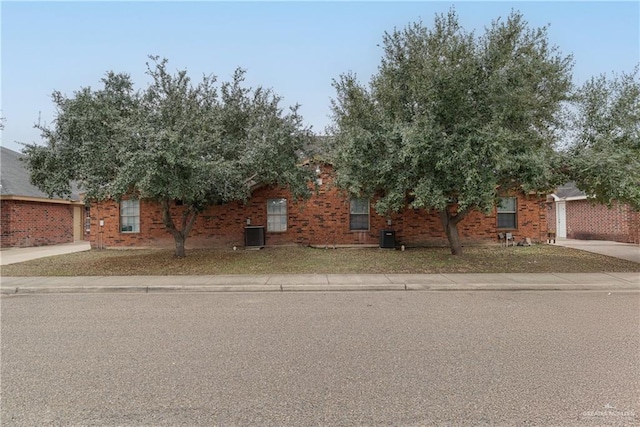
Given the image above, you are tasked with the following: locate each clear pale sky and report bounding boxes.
[2,1,639,152]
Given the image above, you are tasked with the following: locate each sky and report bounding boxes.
[1,1,639,152]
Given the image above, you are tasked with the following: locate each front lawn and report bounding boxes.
[2,245,639,276]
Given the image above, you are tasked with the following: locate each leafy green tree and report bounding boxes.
[329,9,573,255]
[24,57,313,257]
[566,67,640,209]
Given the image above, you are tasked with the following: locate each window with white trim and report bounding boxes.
[267,198,287,232]
[497,197,517,229]
[84,206,91,233]
[349,198,369,231]
[120,199,140,233]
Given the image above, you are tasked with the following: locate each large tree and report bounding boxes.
[565,67,640,209]
[329,9,573,254]
[24,57,313,257]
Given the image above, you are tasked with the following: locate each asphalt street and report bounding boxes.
[2,291,639,426]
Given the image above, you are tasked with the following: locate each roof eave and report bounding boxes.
[0,194,84,205]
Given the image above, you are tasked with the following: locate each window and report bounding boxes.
[120,199,140,233]
[497,197,517,229]
[267,198,287,232]
[350,198,369,231]
[84,206,91,233]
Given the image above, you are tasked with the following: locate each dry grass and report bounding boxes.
[2,244,639,276]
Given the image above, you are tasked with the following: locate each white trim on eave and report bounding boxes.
[549,194,588,202]
[0,195,84,205]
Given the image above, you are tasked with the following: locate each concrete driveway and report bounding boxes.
[0,241,91,266]
[554,239,639,263]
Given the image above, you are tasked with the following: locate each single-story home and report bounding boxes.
[547,182,639,244]
[1,146,87,248]
[88,164,549,249]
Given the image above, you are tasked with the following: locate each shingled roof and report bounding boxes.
[0,146,81,201]
[553,182,587,200]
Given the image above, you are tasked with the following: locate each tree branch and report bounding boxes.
[161,199,180,239]
[450,206,472,225]
[245,173,259,184]
[183,205,199,238]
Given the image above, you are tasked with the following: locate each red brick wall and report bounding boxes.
[0,200,75,248]
[566,200,640,243]
[632,210,640,244]
[546,201,556,232]
[89,166,547,249]
[0,201,11,247]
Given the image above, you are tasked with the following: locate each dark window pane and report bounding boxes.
[350,213,369,230]
[497,213,516,229]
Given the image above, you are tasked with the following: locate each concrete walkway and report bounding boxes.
[553,239,639,263]
[1,272,638,294]
[0,241,91,266]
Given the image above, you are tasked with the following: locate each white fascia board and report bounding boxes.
[549,194,588,202]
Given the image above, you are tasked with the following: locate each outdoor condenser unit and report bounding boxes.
[244,226,265,247]
[379,230,395,249]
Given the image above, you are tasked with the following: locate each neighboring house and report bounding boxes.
[548,182,639,244]
[0,146,86,248]
[88,164,549,249]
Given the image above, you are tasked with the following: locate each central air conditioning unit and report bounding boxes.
[244,226,265,248]
[379,230,395,249]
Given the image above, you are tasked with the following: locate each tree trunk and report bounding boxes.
[438,209,467,256]
[161,199,199,258]
[173,233,186,258]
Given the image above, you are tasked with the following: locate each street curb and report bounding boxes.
[2,283,638,294]
[407,283,640,291]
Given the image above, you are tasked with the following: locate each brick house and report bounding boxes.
[88,163,548,249]
[0,146,86,248]
[547,182,640,244]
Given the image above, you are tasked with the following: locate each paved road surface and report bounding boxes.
[2,291,639,426]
